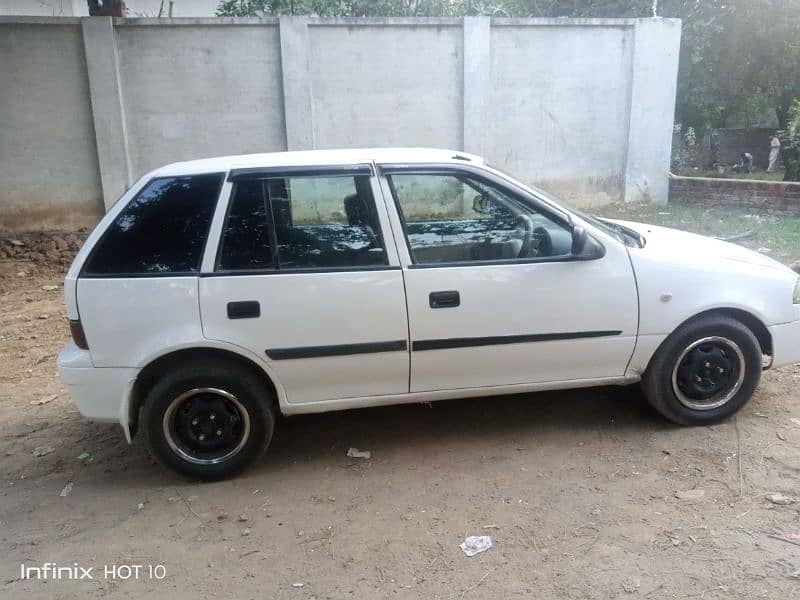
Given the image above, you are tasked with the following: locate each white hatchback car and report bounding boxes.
[59,148,800,478]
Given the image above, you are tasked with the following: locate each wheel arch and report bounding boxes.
[679,308,772,356]
[128,347,281,439]
[642,307,772,376]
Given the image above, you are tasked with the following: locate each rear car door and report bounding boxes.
[378,164,638,393]
[199,165,410,404]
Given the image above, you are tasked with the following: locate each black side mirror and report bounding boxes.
[472,194,492,214]
[571,226,605,260]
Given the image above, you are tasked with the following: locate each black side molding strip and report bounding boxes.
[229,164,373,181]
[267,340,407,360]
[266,331,622,359]
[412,330,622,352]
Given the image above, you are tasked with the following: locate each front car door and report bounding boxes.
[377,163,638,393]
[199,164,409,404]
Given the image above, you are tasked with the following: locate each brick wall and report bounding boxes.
[669,174,800,214]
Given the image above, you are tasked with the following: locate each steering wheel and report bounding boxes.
[532,226,552,257]
[513,215,534,258]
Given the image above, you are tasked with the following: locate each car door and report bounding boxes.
[378,164,638,393]
[199,164,409,404]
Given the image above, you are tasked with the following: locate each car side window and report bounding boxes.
[83,174,223,275]
[217,174,387,271]
[389,173,572,265]
[217,180,273,271]
[268,175,387,269]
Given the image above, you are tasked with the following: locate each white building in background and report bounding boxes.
[0,0,221,16]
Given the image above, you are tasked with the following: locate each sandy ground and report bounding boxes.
[1,239,800,599]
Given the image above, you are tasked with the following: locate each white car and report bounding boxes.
[58,148,800,478]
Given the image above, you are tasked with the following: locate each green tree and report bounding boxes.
[777,100,800,181]
[665,0,800,135]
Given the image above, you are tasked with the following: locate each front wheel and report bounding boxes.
[142,360,275,479]
[642,315,762,425]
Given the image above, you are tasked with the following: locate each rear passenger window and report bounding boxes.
[271,176,386,269]
[83,174,222,275]
[216,175,387,271]
[217,180,273,271]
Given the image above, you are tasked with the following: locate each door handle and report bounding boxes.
[227,300,261,319]
[429,291,460,309]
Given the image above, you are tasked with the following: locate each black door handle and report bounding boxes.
[227,300,260,319]
[429,291,460,309]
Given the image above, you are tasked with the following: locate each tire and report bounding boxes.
[642,315,762,425]
[142,360,275,479]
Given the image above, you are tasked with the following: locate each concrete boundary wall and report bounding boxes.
[0,16,681,230]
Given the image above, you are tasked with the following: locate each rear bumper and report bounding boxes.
[769,319,800,369]
[57,341,138,441]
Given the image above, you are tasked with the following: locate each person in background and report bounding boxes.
[767,134,781,172]
[733,152,754,173]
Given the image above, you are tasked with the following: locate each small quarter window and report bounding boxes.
[83,174,222,275]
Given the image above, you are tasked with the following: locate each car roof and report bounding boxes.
[153,148,484,177]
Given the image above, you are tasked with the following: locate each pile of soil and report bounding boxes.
[0,230,88,272]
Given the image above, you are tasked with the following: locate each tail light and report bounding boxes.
[69,319,89,350]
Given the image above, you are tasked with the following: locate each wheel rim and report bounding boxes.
[671,336,746,411]
[162,388,250,465]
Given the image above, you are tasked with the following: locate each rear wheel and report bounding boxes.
[142,360,274,479]
[642,315,762,425]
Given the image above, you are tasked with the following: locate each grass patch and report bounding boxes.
[594,202,800,265]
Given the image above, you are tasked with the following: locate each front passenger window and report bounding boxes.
[389,173,572,265]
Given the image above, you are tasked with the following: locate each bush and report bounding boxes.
[777,100,800,182]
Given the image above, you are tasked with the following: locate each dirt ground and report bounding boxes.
[2,232,800,600]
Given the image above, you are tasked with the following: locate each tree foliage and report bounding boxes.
[215,0,659,18]
[664,0,800,136]
[778,100,800,181]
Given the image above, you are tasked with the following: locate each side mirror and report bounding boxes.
[571,226,605,260]
[472,194,493,214]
